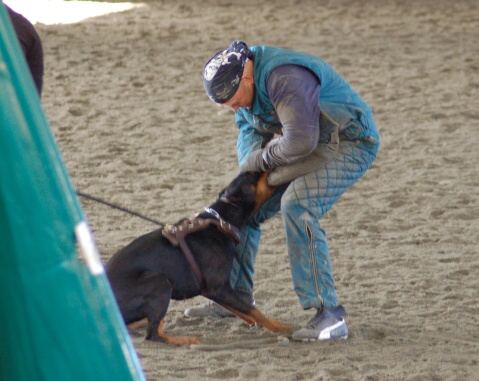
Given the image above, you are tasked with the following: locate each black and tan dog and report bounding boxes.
[106,171,291,345]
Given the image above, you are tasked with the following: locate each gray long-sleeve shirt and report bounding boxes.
[262,64,321,169]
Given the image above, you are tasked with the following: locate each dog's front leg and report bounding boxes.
[245,307,292,333]
[215,303,257,326]
[215,303,292,333]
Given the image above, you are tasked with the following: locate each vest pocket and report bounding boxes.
[315,110,340,160]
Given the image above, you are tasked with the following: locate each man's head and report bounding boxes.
[203,41,255,111]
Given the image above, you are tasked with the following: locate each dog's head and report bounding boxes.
[216,172,275,224]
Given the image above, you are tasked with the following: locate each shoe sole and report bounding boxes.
[296,334,348,342]
[293,319,348,342]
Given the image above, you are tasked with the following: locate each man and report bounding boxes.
[5,3,44,96]
[185,41,379,341]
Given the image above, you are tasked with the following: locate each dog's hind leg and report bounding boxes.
[144,275,201,345]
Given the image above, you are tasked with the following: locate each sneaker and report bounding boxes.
[292,305,348,342]
[184,301,236,318]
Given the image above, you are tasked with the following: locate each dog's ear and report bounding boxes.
[250,171,264,182]
[217,178,244,204]
[219,171,256,205]
[220,171,275,207]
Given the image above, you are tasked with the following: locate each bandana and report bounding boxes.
[203,41,254,104]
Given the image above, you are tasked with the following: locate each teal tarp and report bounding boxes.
[0,3,145,380]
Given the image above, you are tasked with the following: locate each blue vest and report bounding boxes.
[236,46,379,143]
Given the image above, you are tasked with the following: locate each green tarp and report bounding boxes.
[0,3,146,380]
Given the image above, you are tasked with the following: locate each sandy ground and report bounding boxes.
[14,0,479,379]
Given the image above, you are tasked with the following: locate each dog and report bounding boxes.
[105,171,291,345]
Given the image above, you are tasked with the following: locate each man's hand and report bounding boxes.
[239,149,271,173]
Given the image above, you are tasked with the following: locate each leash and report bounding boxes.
[190,336,290,351]
[77,191,165,226]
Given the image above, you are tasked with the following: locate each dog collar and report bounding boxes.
[204,207,241,242]
[204,207,221,219]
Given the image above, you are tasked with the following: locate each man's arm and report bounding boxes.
[240,64,321,173]
[263,64,321,168]
[236,109,274,167]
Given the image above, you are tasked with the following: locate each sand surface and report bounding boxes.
[15,0,479,379]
